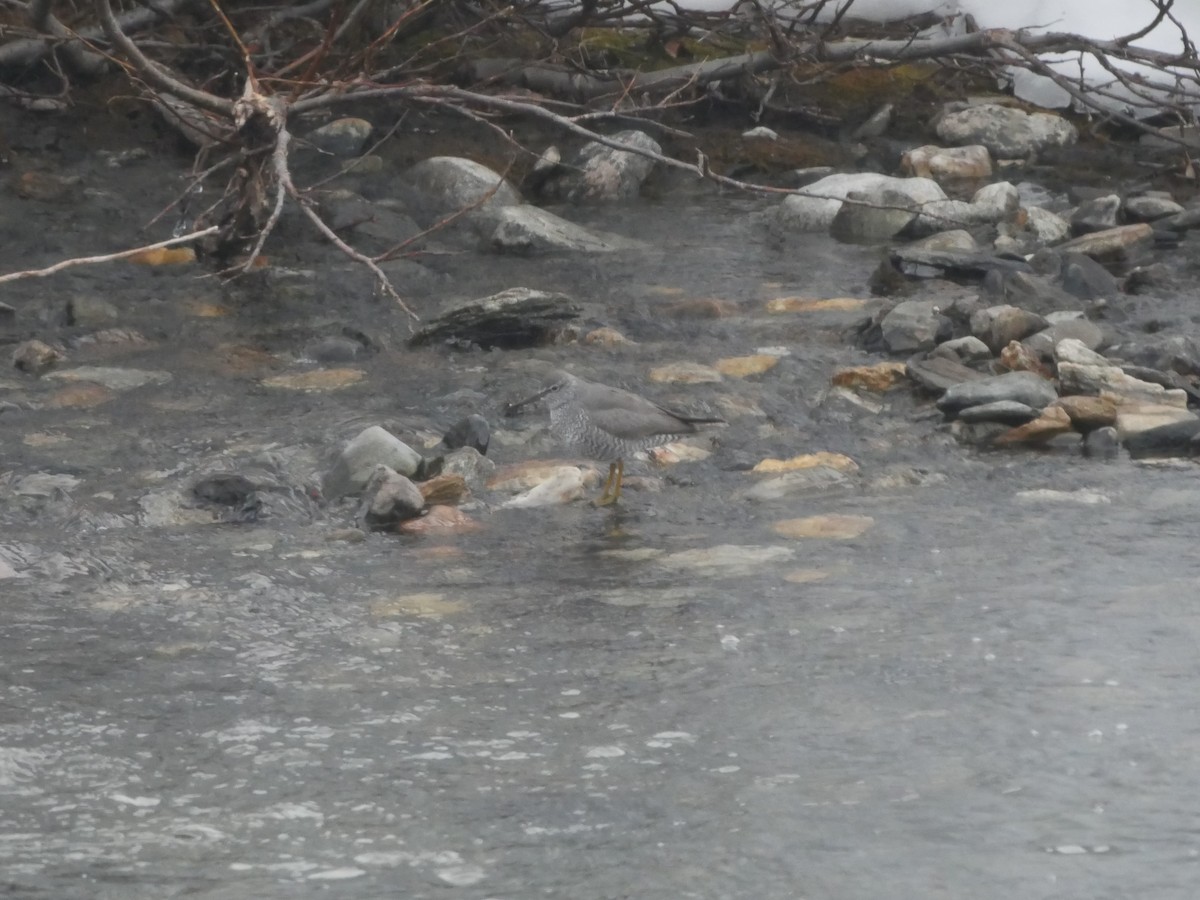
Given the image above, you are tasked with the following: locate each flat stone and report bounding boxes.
[261,369,364,391]
[715,355,778,378]
[1058,363,1186,406]
[491,205,636,254]
[957,400,1041,425]
[772,514,874,539]
[1117,407,1199,450]
[905,229,978,252]
[648,362,723,384]
[655,544,795,575]
[398,504,483,534]
[751,452,859,474]
[993,405,1073,445]
[906,355,985,394]
[487,461,597,493]
[741,466,851,501]
[1056,224,1153,260]
[1123,195,1184,222]
[44,366,171,390]
[937,370,1057,415]
[766,297,868,313]
[501,467,589,507]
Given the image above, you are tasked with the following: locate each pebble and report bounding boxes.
[715,355,778,378]
[441,414,490,455]
[502,466,589,507]
[1058,363,1186,406]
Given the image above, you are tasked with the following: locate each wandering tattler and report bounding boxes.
[507,369,723,505]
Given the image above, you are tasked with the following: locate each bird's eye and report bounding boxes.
[548,384,560,392]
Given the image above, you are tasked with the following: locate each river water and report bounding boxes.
[3,145,1200,899]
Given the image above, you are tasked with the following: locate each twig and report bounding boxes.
[0,227,219,284]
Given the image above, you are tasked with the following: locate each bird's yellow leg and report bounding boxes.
[594,461,620,507]
[611,458,624,504]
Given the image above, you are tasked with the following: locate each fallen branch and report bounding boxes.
[0,226,219,285]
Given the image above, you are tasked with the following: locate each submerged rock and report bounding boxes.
[356,465,425,530]
[324,426,423,499]
[535,129,661,203]
[409,287,581,350]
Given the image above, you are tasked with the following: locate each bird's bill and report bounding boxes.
[504,384,555,417]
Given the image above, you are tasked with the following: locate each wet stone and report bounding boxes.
[742,466,852,501]
[900,144,993,180]
[536,129,661,203]
[1123,195,1184,222]
[491,205,636,254]
[931,336,991,362]
[1024,319,1105,358]
[1052,395,1118,431]
[831,362,907,392]
[305,117,373,157]
[1024,206,1071,244]
[993,405,1074,445]
[66,294,120,327]
[397,504,482,534]
[957,400,1041,425]
[772,514,874,539]
[829,188,918,244]
[409,287,581,351]
[356,465,425,531]
[648,362,723,384]
[502,466,590,508]
[305,336,368,362]
[998,341,1052,378]
[1056,223,1153,260]
[324,425,423,499]
[1070,194,1121,235]
[937,370,1057,416]
[440,446,496,486]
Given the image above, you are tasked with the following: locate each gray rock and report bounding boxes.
[409,287,581,350]
[1123,195,1184,222]
[1070,194,1121,235]
[778,173,947,232]
[490,205,636,254]
[1056,224,1153,261]
[439,446,496,486]
[910,183,1022,235]
[306,117,373,157]
[829,188,918,244]
[537,129,660,203]
[356,465,424,530]
[937,370,1057,415]
[404,156,522,234]
[957,400,1041,425]
[319,193,423,255]
[890,247,1032,280]
[1059,252,1119,300]
[1025,206,1071,244]
[906,355,986,393]
[324,426,423,499]
[1118,334,1200,377]
[932,335,991,361]
[879,300,951,354]
[305,336,368,363]
[1023,319,1105,358]
[936,103,1078,157]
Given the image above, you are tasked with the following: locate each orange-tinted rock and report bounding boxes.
[1051,395,1117,430]
[418,474,469,506]
[993,405,1073,445]
[767,297,868,313]
[998,340,1053,377]
[398,504,483,534]
[831,361,907,392]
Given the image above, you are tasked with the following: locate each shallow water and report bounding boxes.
[3,141,1200,899]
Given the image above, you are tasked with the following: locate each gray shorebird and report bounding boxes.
[506,369,723,506]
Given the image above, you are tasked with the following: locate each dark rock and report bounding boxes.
[67,294,120,327]
[1124,264,1174,295]
[441,414,490,455]
[957,400,1041,425]
[306,337,368,363]
[889,246,1032,280]
[1060,253,1119,300]
[937,370,1057,416]
[1118,334,1200,377]
[1158,206,1200,231]
[356,465,425,530]
[409,287,582,351]
[984,267,1086,314]
[192,473,257,506]
[1070,194,1121,235]
[982,306,1048,352]
[1123,419,1200,459]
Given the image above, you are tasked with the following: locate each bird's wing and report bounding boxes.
[585,383,706,440]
